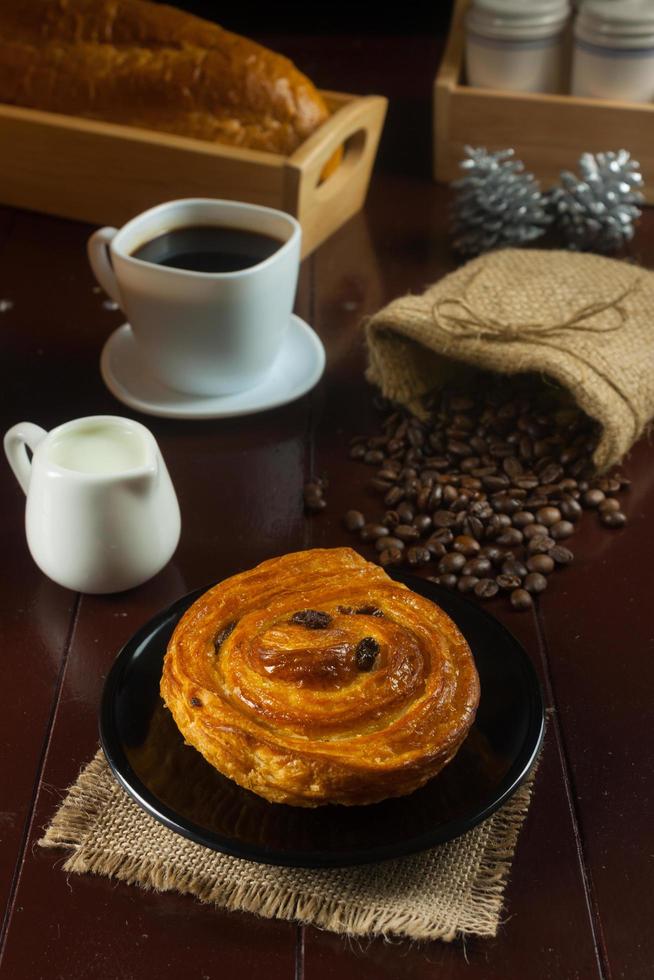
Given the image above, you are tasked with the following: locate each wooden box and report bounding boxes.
[434,0,654,204]
[0,91,387,258]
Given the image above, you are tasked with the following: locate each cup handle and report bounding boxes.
[4,422,48,495]
[88,227,122,305]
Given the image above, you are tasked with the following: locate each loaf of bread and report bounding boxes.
[0,0,336,159]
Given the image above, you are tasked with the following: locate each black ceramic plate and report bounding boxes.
[100,572,544,868]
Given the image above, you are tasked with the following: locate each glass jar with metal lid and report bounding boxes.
[465,0,571,93]
[572,0,654,102]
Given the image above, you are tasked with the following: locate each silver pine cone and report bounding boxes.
[548,150,644,253]
[452,146,551,257]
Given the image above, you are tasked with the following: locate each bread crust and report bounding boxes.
[161,548,481,808]
[0,0,333,156]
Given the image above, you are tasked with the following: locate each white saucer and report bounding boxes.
[100,315,325,419]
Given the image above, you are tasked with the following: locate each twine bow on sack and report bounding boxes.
[431,282,639,346]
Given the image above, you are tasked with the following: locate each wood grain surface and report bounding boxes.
[0,32,651,980]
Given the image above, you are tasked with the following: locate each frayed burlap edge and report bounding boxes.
[39,751,539,942]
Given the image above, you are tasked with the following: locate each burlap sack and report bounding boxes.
[365,249,654,471]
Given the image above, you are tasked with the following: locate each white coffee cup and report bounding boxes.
[4,416,181,594]
[88,199,301,396]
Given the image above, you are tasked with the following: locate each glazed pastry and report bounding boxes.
[161,548,480,807]
[0,0,338,164]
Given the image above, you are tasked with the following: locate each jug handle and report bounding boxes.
[88,227,121,305]
[4,422,48,494]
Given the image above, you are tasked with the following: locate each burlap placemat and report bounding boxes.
[365,249,654,470]
[39,750,538,942]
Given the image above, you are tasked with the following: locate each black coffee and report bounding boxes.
[131,225,282,273]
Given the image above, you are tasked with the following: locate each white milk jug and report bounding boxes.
[4,415,181,593]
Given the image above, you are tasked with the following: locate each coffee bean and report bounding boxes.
[536,506,562,527]
[433,510,456,528]
[397,501,415,523]
[510,588,533,610]
[523,523,549,540]
[479,545,504,565]
[527,534,555,555]
[439,552,466,574]
[379,547,403,566]
[539,463,563,484]
[394,524,420,542]
[524,496,549,510]
[384,486,404,507]
[458,575,479,593]
[382,510,400,528]
[414,514,433,534]
[453,535,480,556]
[349,443,366,459]
[582,488,605,508]
[518,436,533,460]
[515,476,540,490]
[343,510,365,532]
[600,510,627,528]
[474,578,499,599]
[539,483,564,499]
[503,456,523,479]
[407,545,431,566]
[550,520,574,540]
[360,523,389,542]
[376,536,404,552]
[524,572,548,594]
[496,496,523,516]
[434,573,457,589]
[560,497,582,522]
[370,477,393,492]
[550,545,574,564]
[448,439,472,456]
[469,500,494,520]
[408,427,425,449]
[482,474,510,492]
[496,528,524,547]
[439,484,455,505]
[527,554,554,574]
[430,527,455,546]
[497,574,522,591]
[364,450,385,465]
[461,515,483,541]
[598,498,620,514]
[502,558,527,578]
[512,510,535,528]
[464,557,492,577]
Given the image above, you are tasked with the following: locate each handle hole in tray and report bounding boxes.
[316,127,368,188]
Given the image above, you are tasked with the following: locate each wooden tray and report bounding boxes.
[434,0,654,204]
[0,91,387,258]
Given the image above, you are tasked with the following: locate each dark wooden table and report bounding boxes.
[1,33,653,980]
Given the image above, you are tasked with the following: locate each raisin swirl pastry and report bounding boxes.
[161,548,480,807]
